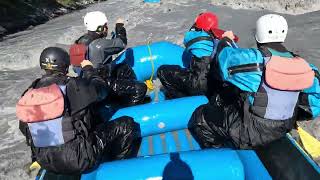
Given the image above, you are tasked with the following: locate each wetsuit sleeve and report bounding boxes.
[115,23,127,45]
[102,38,126,54]
[19,121,34,149]
[19,121,37,161]
[19,121,28,137]
[298,65,320,119]
[189,56,212,93]
[214,39,263,93]
[82,65,109,102]
[210,37,234,82]
[215,37,234,55]
[67,66,109,114]
[87,38,126,68]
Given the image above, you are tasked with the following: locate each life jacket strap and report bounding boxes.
[315,70,320,80]
[185,36,213,49]
[228,63,264,75]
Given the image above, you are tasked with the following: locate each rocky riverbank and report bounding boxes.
[0,0,106,39]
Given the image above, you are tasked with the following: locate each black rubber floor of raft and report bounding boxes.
[256,136,320,180]
[137,129,199,156]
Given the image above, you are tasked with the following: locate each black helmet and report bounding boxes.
[40,47,70,73]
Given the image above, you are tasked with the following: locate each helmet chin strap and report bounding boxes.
[101,31,108,38]
[45,69,67,75]
[93,29,108,38]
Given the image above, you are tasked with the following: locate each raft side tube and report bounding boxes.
[81,149,245,180]
[114,41,191,81]
[110,96,208,137]
[237,150,272,180]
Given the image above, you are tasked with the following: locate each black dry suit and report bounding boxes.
[76,23,147,106]
[157,29,218,99]
[19,67,139,174]
[188,38,318,149]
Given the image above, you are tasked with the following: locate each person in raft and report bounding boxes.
[17,47,140,174]
[70,11,147,106]
[157,11,239,99]
[188,14,320,149]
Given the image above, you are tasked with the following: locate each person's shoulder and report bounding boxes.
[66,77,85,87]
[90,37,123,48]
[185,30,210,37]
[90,37,110,44]
[76,33,89,43]
[66,77,95,97]
[257,46,272,57]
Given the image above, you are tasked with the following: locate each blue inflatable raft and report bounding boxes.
[37,41,320,180]
[82,95,319,180]
[81,96,271,180]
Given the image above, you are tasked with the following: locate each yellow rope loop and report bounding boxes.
[145,40,155,91]
[145,80,154,90]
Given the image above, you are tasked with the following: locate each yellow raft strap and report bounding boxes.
[297,126,320,159]
[145,40,155,91]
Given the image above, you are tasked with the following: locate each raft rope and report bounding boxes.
[145,40,155,91]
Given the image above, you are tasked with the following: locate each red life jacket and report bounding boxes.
[16,83,65,122]
[69,44,87,66]
[265,56,314,91]
[16,83,77,147]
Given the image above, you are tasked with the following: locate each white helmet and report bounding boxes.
[255,14,288,43]
[83,11,108,31]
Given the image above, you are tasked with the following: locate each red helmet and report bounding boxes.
[195,12,219,31]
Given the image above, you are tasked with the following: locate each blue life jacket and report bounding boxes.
[301,64,320,118]
[183,30,219,59]
[218,47,308,120]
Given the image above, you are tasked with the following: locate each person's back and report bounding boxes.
[17,47,139,174]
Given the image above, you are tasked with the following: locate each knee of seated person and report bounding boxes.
[135,82,147,95]
[188,104,207,129]
[115,116,134,125]
[157,65,167,77]
[116,116,141,136]
[158,65,176,74]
